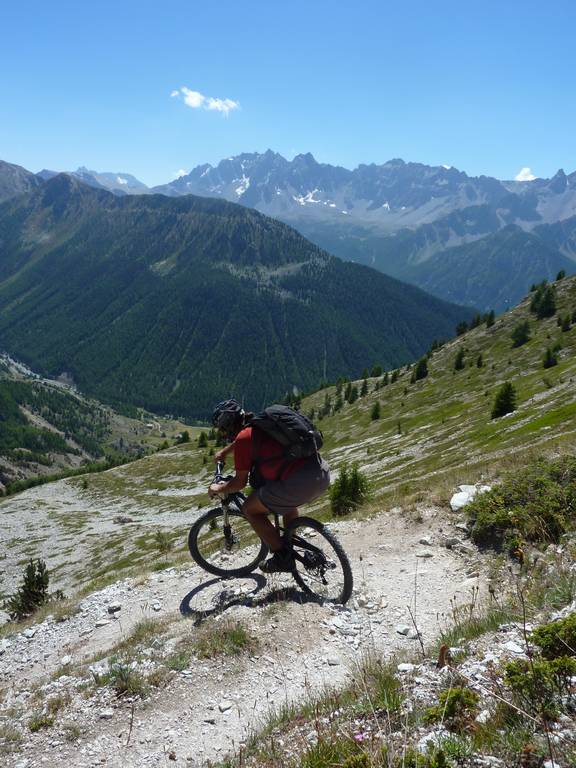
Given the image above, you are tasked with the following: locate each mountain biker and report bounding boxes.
[208,399,330,573]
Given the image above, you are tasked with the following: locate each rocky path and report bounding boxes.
[0,506,488,768]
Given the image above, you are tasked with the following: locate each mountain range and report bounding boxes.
[0,174,472,419]
[7,153,575,312]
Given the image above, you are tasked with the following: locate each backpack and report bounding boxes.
[248,405,323,489]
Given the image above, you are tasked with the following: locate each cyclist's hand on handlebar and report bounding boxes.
[214,449,227,464]
[208,481,227,498]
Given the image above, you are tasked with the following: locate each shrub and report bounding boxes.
[491,382,516,419]
[196,431,207,447]
[561,315,571,332]
[370,401,381,420]
[504,656,576,719]
[2,559,64,621]
[511,321,531,347]
[531,614,576,659]
[330,462,370,516]
[476,354,483,368]
[556,269,566,281]
[469,456,576,549]
[424,687,479,732]
[154,530,173,559]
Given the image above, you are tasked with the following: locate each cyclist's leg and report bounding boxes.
[242,492,283,551]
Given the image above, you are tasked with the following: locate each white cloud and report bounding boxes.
[171,87,240,116]
[515,167,537,181]
[174,169,187,178]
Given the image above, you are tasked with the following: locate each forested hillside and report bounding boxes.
[0,175,473,419]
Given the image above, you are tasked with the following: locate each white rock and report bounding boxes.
[407,628,420,640]
[419,537,432,546]
[99,708,114,719]
[450,491,472,511]
[152,602,162,612]
[60,655,72,666]
[107,602,122,614]
[396,625,411,636]
[504,641,525,655]
[327,656,340,666]
[458,484,477,494]
[397,663,415,673]
[218,701,233,713]
[475,709,491,724]
[22,627,37,639]
[95,619,110,628]
[543,762,561,768]
[416,551,433,558]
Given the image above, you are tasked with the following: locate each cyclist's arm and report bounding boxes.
[214,442,234,463]
[208,470,249,497]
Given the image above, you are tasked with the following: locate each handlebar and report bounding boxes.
[215,461,225,483]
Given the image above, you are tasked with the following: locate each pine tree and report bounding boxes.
[543,347,558,369]
[382,371,389,386]
[360,378,368,397]
[476,353,484,368]
[531,284,557,319]
[511,321,531,348]
[561,315,571,332]
[484,310,495,328]
[390,369,399,384]
[556,269,566,281]
[370,364,382,377]
[491,382,517,419]
[2,559,54,621]
[197,431,208,448]
[361,368,369,379]
[344,381,352,402]
[456,321,468,336]
[348,385,359,404]
[411,357,428,382]
[454,349,465,371]
[371,401,381,420]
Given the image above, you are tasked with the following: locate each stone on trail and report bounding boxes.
[99,708,114,719]
[396,625,411,636]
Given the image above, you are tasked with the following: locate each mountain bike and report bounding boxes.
[188,463,353,604]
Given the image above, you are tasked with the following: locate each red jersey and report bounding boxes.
[233,426,306,481]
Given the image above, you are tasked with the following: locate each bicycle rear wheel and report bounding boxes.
[188,507,268,578]
[285,516,353,604]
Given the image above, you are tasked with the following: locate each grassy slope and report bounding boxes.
[304,274,576,506]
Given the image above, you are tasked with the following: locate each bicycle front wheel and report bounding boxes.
[188,507,268,578]
[285,516,353,604]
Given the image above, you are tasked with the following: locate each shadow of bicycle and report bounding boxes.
[179,573,323,625]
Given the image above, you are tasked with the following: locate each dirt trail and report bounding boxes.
[0,505,488,768]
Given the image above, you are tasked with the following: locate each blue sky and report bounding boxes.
[1,0,575,186]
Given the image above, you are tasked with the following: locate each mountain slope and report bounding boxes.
[0,175,472,419]
[0,159,43,203]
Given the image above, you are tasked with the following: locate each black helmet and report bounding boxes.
[212,399,245,437]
